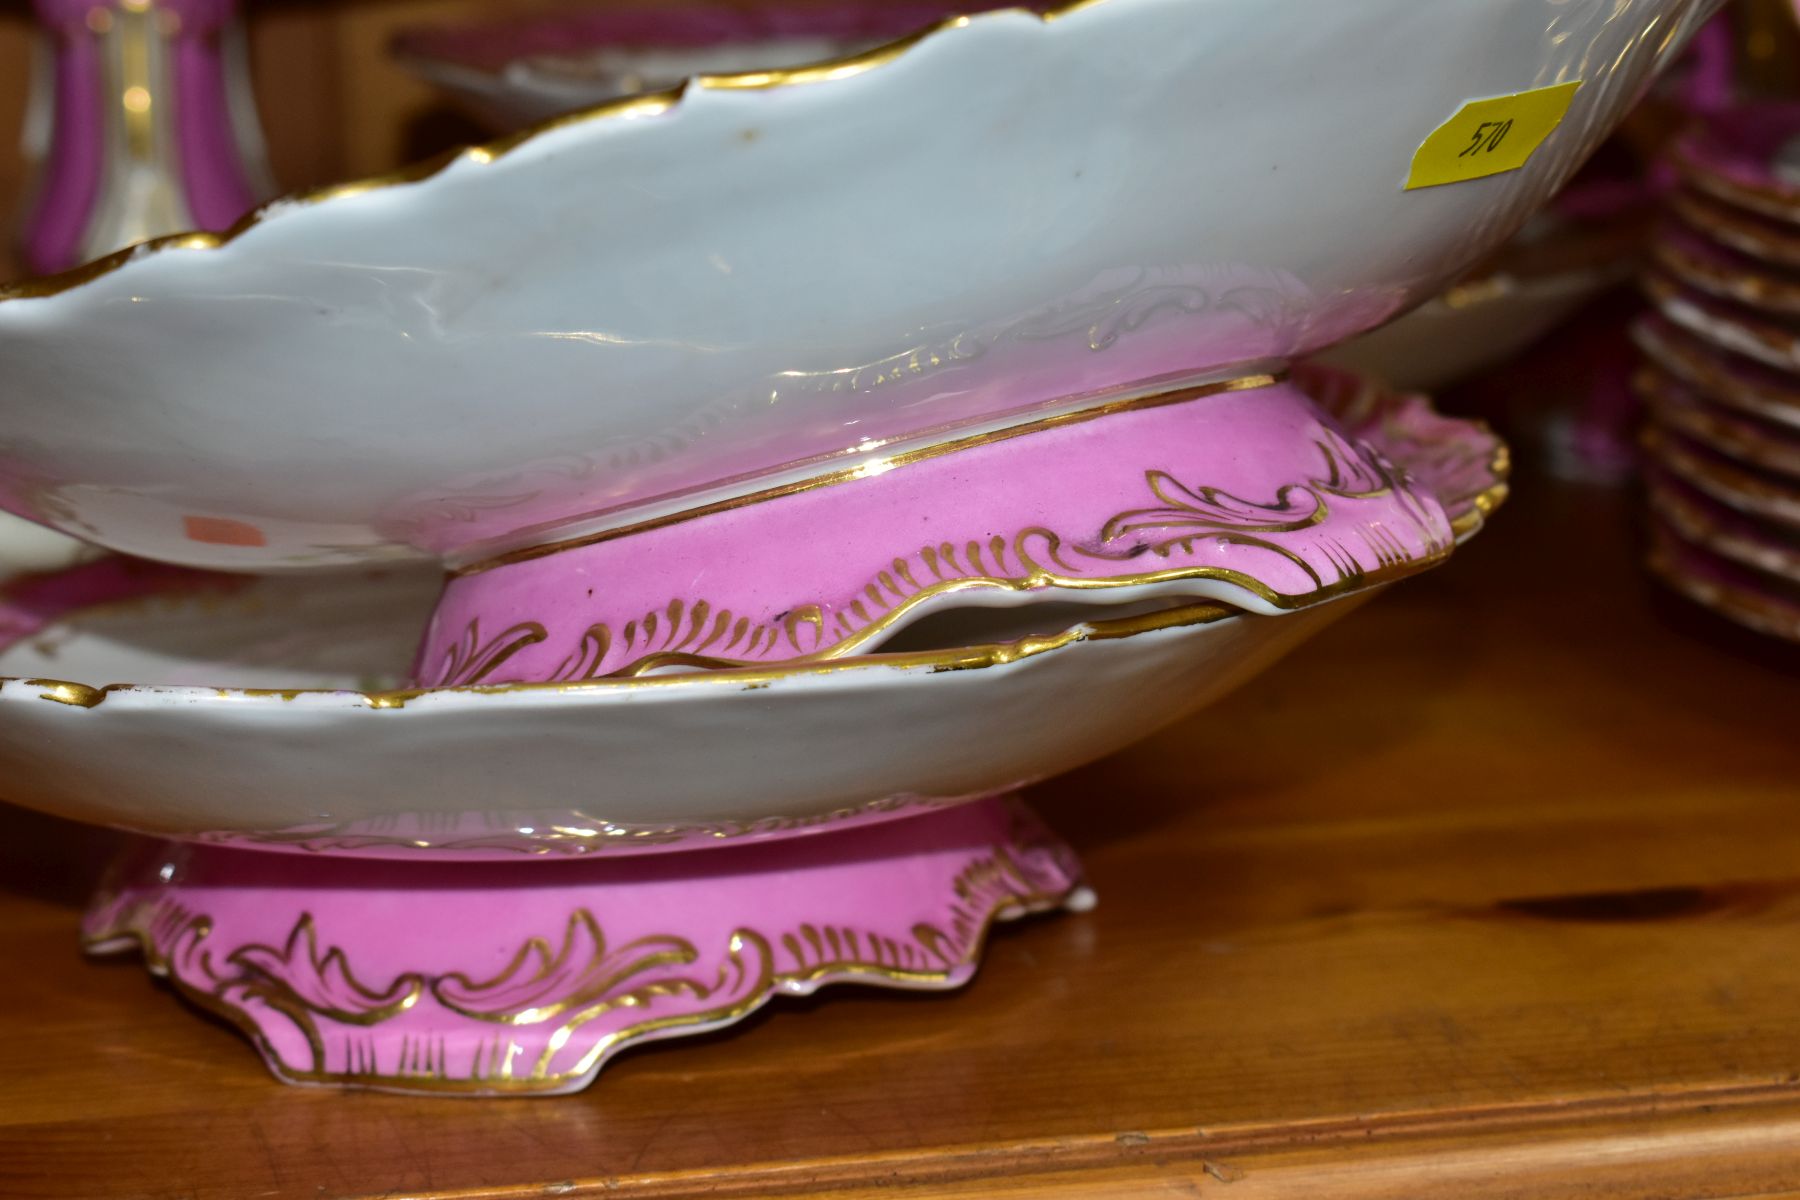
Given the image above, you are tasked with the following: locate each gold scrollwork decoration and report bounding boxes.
[473,425,1445,680]
[84,809,1076,1092]
[226,914,425,1026]
[432,911,699,1025]
[434,618,548,686]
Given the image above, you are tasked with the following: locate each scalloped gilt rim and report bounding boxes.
[5,597,1242,710]
[0,0,1109,305]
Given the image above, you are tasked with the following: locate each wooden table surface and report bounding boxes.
[2,429,1800,1197]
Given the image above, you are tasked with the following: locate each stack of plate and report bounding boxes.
[1636,104,1800,641]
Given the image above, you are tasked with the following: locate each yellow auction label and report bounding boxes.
[1405,81,1581,191]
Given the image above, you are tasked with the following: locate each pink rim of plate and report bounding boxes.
[1642,424,1800,531]
[1646,465,1800,584]
[1648,517,1800,642]
[1632,314,1800,432]
[1652,218,1800,317]
[1670,102,1800,222]
[412,365,1502,687]
[1636,363,1800,478]
[1642,267,1800,374]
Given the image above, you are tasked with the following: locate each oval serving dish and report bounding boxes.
[0,0,1710,572]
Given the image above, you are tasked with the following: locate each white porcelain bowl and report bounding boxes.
[0,0,1714,571]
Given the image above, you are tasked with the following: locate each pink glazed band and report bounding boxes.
[414,368,1461,686]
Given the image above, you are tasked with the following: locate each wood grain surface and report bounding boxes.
[0,416,1798,1197]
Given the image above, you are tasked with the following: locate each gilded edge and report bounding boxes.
[14,598,1242,711]
[1646,472,1800,585]
[1646,534,1800,641]
[452,374,1282,575]
[0,0,1111,304]
[503,422,1456,679]
[1652,229,1800,314]
[1668,188,1800,268]
[81,817,1079,1093]
[1672,137,1800,224]
[1449,434,1509,542]
[1643,268,1800,363]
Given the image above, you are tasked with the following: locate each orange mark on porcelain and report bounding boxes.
[182,515,266,547]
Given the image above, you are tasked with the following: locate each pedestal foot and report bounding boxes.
[84,795,1082,1095]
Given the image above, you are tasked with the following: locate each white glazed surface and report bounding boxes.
[0,0,1712,570]
[0,568,1350,855]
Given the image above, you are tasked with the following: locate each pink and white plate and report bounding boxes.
[1647,520,1800,642]
[1634,313,1800,432]
[1670,102,1800,223]
[1647,467,1800,584]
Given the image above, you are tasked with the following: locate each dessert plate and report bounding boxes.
[1648,520,1800,641]
[0,0,1712,571]
[0,382,1507,858]
[1653,220,1800,316]
[1319,210,1639,391]
[0,571,1343,858]
[1670,102,1800,223]
[1636,364,1800,477]
[1642,267,1800,372]
[1669,187,1800,270]
[1633,314,1800,431]
[1647,467,1800,583]
[1643,425,1800,529]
